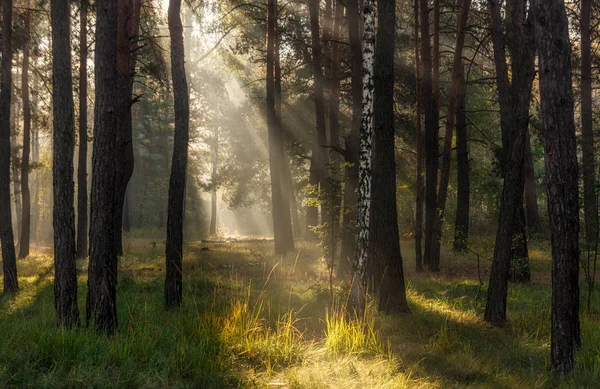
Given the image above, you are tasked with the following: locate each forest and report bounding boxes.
[0,0,599,387]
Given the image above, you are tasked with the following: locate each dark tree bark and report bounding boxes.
[533,0,581,374]
[18,0,31,259]
[523,131,541,234]
[414,0,424,271]
[307,0,328,240]
[421,0,438,270]
[429,0,471,271]
[580,0,597,249]
[453,72,469,251]
[266,0,294,254]
[114,0,142,256]
[86,0,119,332]
[76,0,89,259]
[349,0,375,317]
[368,0,409,313]
[165,0,190,310]
[484,0,535,326]
[340,0,361,274]
[51,0,79,327]
[0,0,18,293]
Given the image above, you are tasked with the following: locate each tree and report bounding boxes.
[484,0,535,325]
[339,0,361,273]
[1,0,19,294]
[114,0,142,256]
[86,0,119,332]
[349,0,375,317]
[165,0,190,310]
[18,0,31,259]
[414,0,424,270]
[76,0,89,259]
[523,131,540,234]
[51,0,79,327]
[307,0,327,241]
[429,0,472,270]
[533,0,581,374]
[580,0,596,249]
[267,0,294,254]
[368,0,409,313]
[421,0,438,270]
[453,71,469,251]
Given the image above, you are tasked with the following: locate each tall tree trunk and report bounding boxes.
[484,0,535,326]
[430,0,471,271]
[86,0,119,332]
[266,0,294,254]
[580,0,597,249]
[307,0,328,240]
[19,0,31,259]
[414,0,424,271]
[340,0,361,274]
[453,72,469,251]
[114,0,142,256]
[368,0,409,313]
[209,127,218,236]
[421,0,438,270]
[51,0,79,327]
[349,0,375,317]
[76,0,89,259]
[0,0,18,293]
[165,0,190,310]
[523,131,540,234]
[533,0,581,374]
[327,0,343,267]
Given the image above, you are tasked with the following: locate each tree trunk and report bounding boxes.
[349,0,375,317]
[19,0,31,259]
[414,0,424,271]
[510,201,530,282]
[580,0,597,249]
[209,127,218,236]
[429,0,471,271]
[533,0,581,374]
[76,0,89,259]
[114,0,142,256]
[165,0,190,310]
[86,0,119,332]
[484,0,535,326]
[453,73,469,251]
[307,0,328,240]
[523,131,540,234]
[0,0,18,293]
[340,0,361,274]
[368,0,409,313]
[50,0,80,327]
[421,0,438,270]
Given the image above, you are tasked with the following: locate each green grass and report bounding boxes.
[0,238,598,388]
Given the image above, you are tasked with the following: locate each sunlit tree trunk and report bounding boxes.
[51,0,79,327]
[87,0,119,332]
[76,0,89,259]
[429,0,471,271]
[0,0,18,293]
[340,0,361,274]
[209,127,218,236]
[165,0,190,310]
[349,0,375,317]
[19,0,31,259]
[533,0,581,374]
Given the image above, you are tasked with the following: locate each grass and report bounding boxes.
[0,238,598,388]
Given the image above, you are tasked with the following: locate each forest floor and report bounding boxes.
[0,237,599,388]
